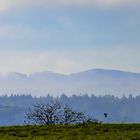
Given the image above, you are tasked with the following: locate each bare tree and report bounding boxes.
[26,101,62,125]
[26,101,86,125]
[83,116,101,124]
[61,104,85,125]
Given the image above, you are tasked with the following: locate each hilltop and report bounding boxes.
[0,69,140,97]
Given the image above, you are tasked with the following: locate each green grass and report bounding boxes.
[0,124,139,140]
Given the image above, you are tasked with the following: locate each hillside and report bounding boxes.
[0,124,139,140]
[0,69,140,97]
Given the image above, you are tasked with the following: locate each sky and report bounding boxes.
[0,0,140,74]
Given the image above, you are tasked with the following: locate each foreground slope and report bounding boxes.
[0,124,140,140]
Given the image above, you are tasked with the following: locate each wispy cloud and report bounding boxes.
[0,0,140,12]
[0,51,82,74]
[0,46,139,74]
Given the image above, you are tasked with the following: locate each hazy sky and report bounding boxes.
[0,0,140,74]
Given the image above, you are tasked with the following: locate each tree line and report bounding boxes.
[0,94,140,125]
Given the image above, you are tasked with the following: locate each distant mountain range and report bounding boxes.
[0,69,140,97]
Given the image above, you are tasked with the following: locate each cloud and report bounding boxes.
[0,0,140,12]
[0,51,82,74]
[0,46,139,75]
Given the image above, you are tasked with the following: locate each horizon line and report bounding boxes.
[0,68,140,76]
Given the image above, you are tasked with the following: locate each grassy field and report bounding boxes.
[0,124,139,140]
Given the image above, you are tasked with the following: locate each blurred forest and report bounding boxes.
[0,94,139,125]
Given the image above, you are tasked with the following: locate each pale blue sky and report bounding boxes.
[0,0,140,74]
